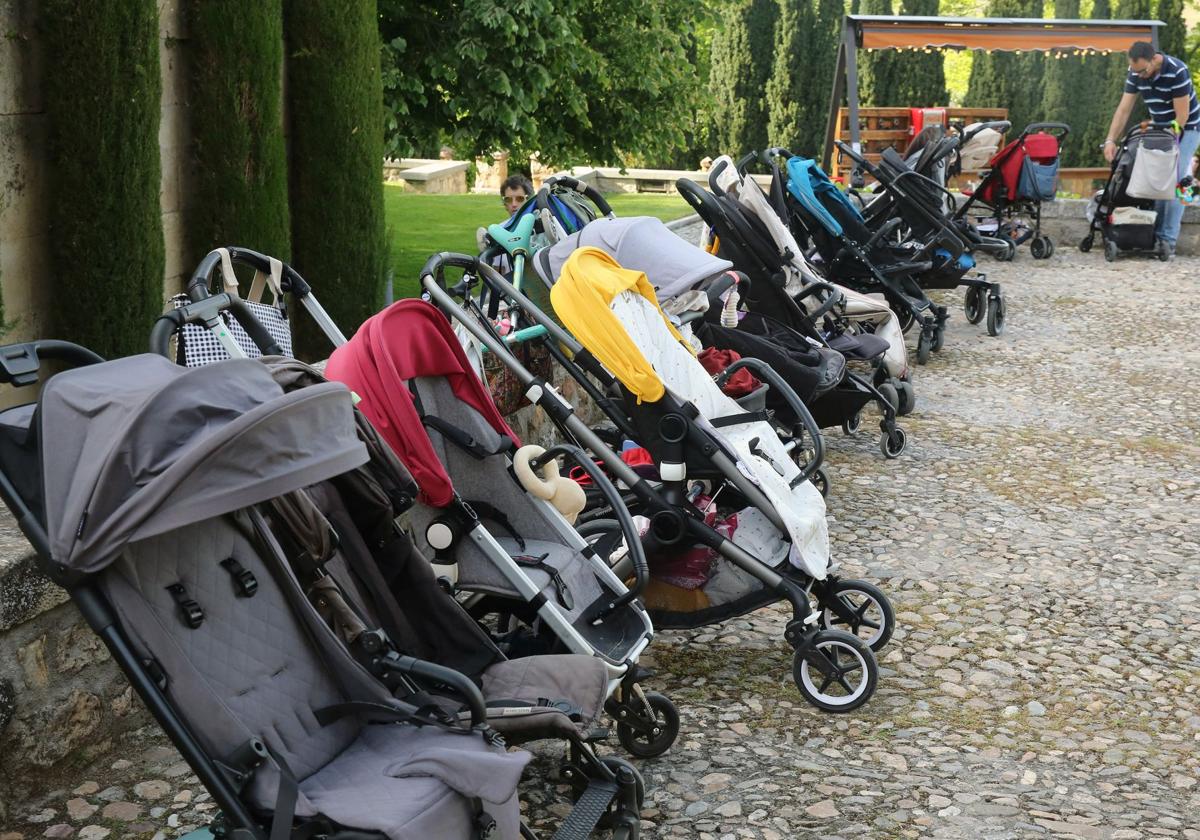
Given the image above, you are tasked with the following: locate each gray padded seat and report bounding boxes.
[103,514,526,840]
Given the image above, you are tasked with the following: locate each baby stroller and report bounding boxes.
[424,251,893,713]
[529,211,909,459]
[690,154,915,412]
[320,298,682,759]
[0,345,532,839]
[954,122,1070,261]
[158,249,678,761]
[1079,125,1178,262]
[780,154,953,363]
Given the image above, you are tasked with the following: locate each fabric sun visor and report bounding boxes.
[40,355,368,573]
[550,247,692,403]
[324,299,520,508]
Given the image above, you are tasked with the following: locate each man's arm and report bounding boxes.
[1107,92,1139,144]
[1174,95,1190,131]
[1105,92,1139,161]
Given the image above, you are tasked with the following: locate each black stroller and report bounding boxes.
[0,345,533,839]
[1080,125,1178,262]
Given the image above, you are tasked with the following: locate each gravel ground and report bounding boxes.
[4,245,1199,840]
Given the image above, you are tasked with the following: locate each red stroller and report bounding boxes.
[954,122,1070,261]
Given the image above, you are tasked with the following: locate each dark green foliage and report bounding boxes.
[41,0,164,358]
[1155,0,1185,58]
[1040,0,1086,164]
[765,0,815,153]
[893,0,947,106]
[964,0,1045,138]
[285,0,386,358]
[186,0,290,263]
[379,0,703,167]
[859,0,904,106]
[710,0,778,155]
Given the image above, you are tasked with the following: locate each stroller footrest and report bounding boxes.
[552,779,619,840]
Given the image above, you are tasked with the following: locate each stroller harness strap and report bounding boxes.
[551,247,691,403]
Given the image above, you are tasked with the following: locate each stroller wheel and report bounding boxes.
[810,468,829,497]
[1079,235,1094,253]
[841,411,862,436]
[916,329,933,365]
[895,379,916,416]
[876,381,899,414]
[1104,239,1118,263]
[879,426,907,459]
[964,286,985,324]
[615,691,680,759]
[816,578,896,651]
[1030,235,1051,259]
[995,239,1016,262]
[932,321,946,352]
[792,629,879,713]
[896,307,915,334]
[1045,239,1056,258]
[986,294,1006,337]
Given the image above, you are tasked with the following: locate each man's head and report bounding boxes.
[501,175,533,214]
[1128,41,1160,79]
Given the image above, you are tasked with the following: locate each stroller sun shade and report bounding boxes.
[534,216,734,300]
[325,299,519,507]
[549,246,693,403]
[787,157,862,237]
[40,354,368,573]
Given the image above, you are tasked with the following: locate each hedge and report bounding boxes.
[186,0,291,266]
[284,0,386,359]
[42,0,164,358]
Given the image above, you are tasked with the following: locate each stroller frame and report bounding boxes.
[1078,124,1175,263]
[831,141,1007,342]
[423,252,886,713]
[953,122,1070,261]
[0,341,519,840]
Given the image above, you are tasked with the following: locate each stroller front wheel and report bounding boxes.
[841,411,862,436]
[876,381,899,414]
[1079,234,1094,253]
[916,329,933,365]
[615,691,680,759]
[879,425,907,459]
[986,294,1006,337]
[792,629,879,713]
[1103,239,1118,263]
[810,467,829,497]
[964,287,985,324]
[816,578,895,651]
[895,379,916,416]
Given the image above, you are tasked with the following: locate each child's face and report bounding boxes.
[503,188,528,213]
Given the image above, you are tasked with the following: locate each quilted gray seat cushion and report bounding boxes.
[103,514,527,839]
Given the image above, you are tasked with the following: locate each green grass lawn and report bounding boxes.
[383,187,693,298]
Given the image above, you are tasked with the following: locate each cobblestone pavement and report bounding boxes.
[4,246,1199,839]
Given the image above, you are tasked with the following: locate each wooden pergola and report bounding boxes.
[823,14,1165,174]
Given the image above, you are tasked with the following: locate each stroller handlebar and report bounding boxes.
[1021,122,1070,139]
[149,294,285,359]
[539,175,615,218]
[189,246,313,300]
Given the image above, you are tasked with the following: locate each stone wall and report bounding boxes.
[0,0,194,355]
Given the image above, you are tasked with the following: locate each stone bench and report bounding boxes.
[382,158,470,194]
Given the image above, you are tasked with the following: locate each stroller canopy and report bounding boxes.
[550,247,691,403]
[533,216,733,299]
[325,299,518,507]
[41,355,367,573]
[786,157,864,237]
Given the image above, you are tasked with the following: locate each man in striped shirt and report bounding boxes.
[1103,41,1199,255]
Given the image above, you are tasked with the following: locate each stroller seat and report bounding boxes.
[827,332,890,363]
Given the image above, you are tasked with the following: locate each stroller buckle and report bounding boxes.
[220,557,258,597]
[165,583,204,629]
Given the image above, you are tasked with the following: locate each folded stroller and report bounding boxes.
[422,251,893,713]
[1080,125,1178,262]
[954,122,1070,261]
[321,298,682,758]
[0,346,531,839]
[529,211,910,458]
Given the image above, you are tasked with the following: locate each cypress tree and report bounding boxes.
[1154,0,1185,57]
[894,0,947,107]
[965,0,1045,137]
[710,0,778,155]
[766,0,815,153]
[1041,0,1085,164]
[860,0,903,106]
[806,0,844,158]
[284,0,386,359]
[42,0,164,358]
[186,0,291,264]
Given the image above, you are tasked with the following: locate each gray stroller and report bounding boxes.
[0,346,529,839]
